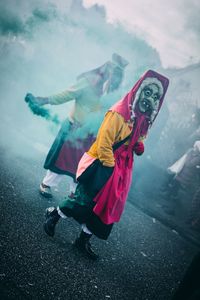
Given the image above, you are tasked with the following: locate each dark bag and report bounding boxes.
[77,134,131,197]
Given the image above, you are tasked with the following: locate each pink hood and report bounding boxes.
[110,69,169,136]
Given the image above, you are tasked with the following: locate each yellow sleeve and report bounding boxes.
[96,111,125,167]
[48,78,88,105]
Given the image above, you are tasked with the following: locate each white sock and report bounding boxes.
[81,224,92,235]
[57,207,67,219]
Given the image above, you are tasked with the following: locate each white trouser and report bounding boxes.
[42,170,77,193]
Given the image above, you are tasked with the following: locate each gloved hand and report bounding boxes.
[25,93,49,106]
[133,141,144,156]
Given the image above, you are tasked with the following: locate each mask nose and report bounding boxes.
[147,97,157,110]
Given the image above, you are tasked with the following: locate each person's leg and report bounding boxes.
[43,184,83,238]
[44,206,99,259]
[40,170,63,198]
[43,206,61,236]
[68,176,78,195]
[44,183,99,260]
[43,205,68,237]
[43,170,63,186]
[74,225,99,260]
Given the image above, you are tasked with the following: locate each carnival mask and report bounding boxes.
[132,77,164,122]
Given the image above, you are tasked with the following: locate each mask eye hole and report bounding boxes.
[153,94,159,101]
[144,88,152,97]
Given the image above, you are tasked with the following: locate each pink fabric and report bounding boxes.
[93,117,144,224]
[93,144,133,224]
[76,153,96,179]
[93,70,169,224]
[55,134,95,175]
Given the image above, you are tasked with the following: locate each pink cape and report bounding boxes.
[93,70,169,224]
[92,117,144,224]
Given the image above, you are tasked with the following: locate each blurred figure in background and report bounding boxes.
[25,53,129,198]
[162,140,200,230]
[190,186,200,231]
[189,107,200,144]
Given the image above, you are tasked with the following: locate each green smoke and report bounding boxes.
[0,0,162,158]
[25,93,60,125]
[0,8,25,36]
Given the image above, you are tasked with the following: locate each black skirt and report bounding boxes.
[59,163,114,240]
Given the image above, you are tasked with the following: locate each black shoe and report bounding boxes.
[40,183,53,198]
[74,230,99,260]
[43,207,60,237]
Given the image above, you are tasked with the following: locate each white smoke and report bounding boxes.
[83,0,200,68]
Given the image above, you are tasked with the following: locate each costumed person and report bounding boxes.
[163,140,200,220]
[43,70,169,260]
[25,53,129,198]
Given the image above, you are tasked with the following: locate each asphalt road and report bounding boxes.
[0,146,199,300]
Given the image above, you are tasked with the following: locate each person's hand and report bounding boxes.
[133,141,144,156]
[25,93,49,106]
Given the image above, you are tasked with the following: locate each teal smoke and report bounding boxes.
[25,93,60,125]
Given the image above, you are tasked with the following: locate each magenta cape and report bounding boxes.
[92,70,169,224]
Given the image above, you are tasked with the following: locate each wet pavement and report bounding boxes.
[0,147,199,300]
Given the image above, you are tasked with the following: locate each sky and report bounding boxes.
[83,0,200,68]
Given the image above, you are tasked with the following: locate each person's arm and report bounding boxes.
[47,78,88,105]
[96,111,125,167]
[25,78,88,106]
